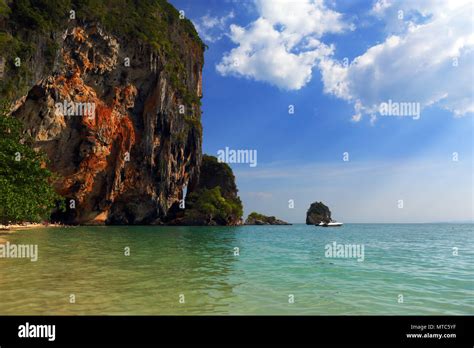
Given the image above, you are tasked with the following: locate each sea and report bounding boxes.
[0,224,472,315]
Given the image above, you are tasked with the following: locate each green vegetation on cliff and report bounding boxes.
[247,212,267,221]
[0,106,61,225]
[194,154,240,199]
[185,187,243,225]
[1,0,204,104]
[183,155,243,225]
[6,0,204,49]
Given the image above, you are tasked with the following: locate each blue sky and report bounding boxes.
[170,0,474,223]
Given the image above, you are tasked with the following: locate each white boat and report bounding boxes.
[317,221,343,227]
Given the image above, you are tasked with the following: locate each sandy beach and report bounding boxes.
[0,222,64,231]
[0,223,64,244]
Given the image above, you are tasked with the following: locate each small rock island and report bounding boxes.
[245,212,291,225]
[306,202,332,224]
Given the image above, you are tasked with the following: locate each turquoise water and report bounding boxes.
[0,224,472,315]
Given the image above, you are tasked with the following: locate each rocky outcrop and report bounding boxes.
[244,212,290,225]
[3,3,205,225]
[306,202,332,224]
[168,155,243,225]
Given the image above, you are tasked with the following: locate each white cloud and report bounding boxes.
[320,0,474,121]
[216,0,351,90]
[194,11,235,43]
[371,0,392,17]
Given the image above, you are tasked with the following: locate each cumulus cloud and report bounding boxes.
[216,0,351,90]
[320,0,474,121]
[371,0,392,16]
[194,11,235,43]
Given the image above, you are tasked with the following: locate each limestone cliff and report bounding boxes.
[1,1,205,224]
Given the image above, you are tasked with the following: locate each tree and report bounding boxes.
[185,186,243,225]
[0,105,61,224]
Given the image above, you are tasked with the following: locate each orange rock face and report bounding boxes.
[13,24,204,224]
